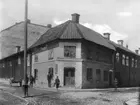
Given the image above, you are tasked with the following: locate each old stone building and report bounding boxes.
[31,13,115,89]
[0,20,50,59]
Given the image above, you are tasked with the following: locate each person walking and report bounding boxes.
[30,75,34,87]
[55,76,60,90]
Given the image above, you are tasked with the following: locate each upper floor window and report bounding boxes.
[122,54,125,65]
[9,61,12,66]
[132,58,134,68]
[64,46,76,58]
[116,52,120,62]
[34,54,38,62]
[87,68,92,81]
[126,56,129,66]
[48,49,54,60]
[18,57,21,64]
[135,59,137,68]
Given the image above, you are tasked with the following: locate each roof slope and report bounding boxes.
[108,40,138,56]
[31,20,115,50]
[0,22,49,58]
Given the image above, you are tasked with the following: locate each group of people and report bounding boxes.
[47,73,60,90]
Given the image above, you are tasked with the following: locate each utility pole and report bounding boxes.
[23,0,28,97]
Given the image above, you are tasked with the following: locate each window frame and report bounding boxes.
[104,71,109,81]
[116,52,120,62]
[64,46,76,58]
[34,54,38,62]
[96,69,101,82]
[122,54,125,65]
[87,68,93,81]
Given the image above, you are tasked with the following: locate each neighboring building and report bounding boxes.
[30,13,115,89]
[0,20,50,59]
[103,33,140,87]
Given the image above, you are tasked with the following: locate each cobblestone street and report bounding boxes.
[0,82,139,105]
[26,88,138,105]
[0,90,26,105]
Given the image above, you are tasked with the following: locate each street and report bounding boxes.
[0,90,26,105]
[0,83,139,105]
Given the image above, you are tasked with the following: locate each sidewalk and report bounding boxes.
[34,85,139,92]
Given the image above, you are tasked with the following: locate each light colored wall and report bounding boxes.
[57,61,82,88]
[82,61,112,88]
[32,41,82,88]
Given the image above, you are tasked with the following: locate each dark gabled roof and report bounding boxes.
[31,20,115,50]
[108,40,139,56]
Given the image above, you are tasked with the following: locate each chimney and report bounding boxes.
[103,33,110,40]
[71,13,80,23]
[118,40,123,46]
[47,24,52,28]
[135,50,139,54]
[16,46,21,53]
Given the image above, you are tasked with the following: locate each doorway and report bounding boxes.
[64,67,75,86]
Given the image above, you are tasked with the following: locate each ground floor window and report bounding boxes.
[104,71,109,81]
[34,69,38,79]
[96,69,101,82]
[87,68,92,81]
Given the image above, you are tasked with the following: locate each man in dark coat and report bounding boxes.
[55,76,60,90]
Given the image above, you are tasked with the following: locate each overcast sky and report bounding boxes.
[0,0,140,51]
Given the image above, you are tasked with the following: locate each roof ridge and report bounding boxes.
[57,20,71,38]
[0,21,47,33]
[74,22,84,38]
[0,22,23,33]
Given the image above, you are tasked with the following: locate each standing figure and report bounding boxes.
[47,73,51,87]
[23,74,29,97]
[30,75,34,87]
[55,76,60,90]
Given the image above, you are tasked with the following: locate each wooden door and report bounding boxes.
[64,68,75,86]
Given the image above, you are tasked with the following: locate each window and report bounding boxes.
[3,63,5,68]
[126,56,129,66]
[122,54,125,65]
[9,61,12,66]
[48,49,54,60]
[87,68,92,81]
[55,64,58,74]
[64,46,76,58]
[135,59,137,68]
[34,54,38,62]
[116,52,120,62]
[18,57,21,64]
[34,69,38,79]
[96,69,101,82]
[104,71,108,81]
[132,58,134,67]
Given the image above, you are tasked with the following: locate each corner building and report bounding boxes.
[31,13,115,89]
